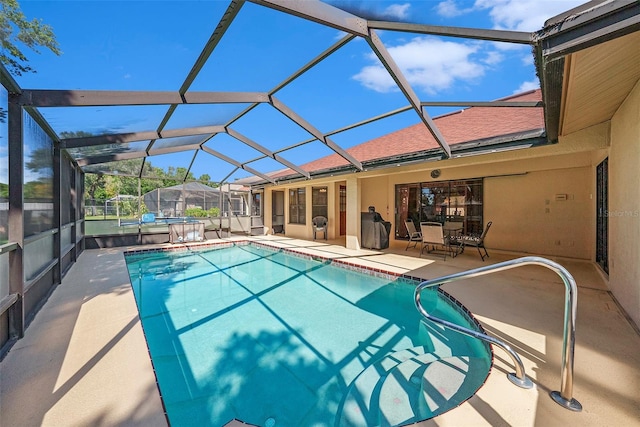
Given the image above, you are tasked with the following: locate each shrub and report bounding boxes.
[184,207,208,217]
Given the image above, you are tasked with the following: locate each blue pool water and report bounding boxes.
[125,243,491,427]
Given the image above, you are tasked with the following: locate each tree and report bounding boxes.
[0,0,61,76]
[84,173,106,202]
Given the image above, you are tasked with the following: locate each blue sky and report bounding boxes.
[11,0,586,182]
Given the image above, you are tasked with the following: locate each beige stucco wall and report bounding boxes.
[265,144,609,260]
[261,123,609,260]
[361,175,391,219]
[484,167,593,258]
[608,79,640,327]
[359,154,595,259]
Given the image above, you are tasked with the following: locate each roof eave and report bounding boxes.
[245,129,548,188]
[534,0,640,142]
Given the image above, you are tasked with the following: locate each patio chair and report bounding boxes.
[460,221,492,261]
[404,218,422,250]
[312,216,328,240]
[419,222,457,261]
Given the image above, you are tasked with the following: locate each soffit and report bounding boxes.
[561,29,640,136]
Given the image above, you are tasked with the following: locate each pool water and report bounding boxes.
[125,243,491,427]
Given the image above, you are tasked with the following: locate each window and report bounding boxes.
[312,187,328,218]
[289,188,305,224]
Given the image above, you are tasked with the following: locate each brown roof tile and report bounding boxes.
[272,89,544,178]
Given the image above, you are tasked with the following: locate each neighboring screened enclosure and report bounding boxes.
[143,182,249,218]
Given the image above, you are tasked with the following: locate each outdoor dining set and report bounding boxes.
[404,219,492,261]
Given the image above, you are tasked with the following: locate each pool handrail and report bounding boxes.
[414,256,582,412]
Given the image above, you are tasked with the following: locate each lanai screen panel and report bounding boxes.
[274,36,414,138]
[66,141,150,162]
[203,134,265,165]
[23,113,55,281]
[329,108,419,152]
[229,103,317,154]
[0,85,8,300]
[83,159,145,177]
[143,182,221,218]
[188,2,341,93]
[165,104,254,130]
[36,105,170,138]
[189,151,247,183]
[14,0,542,183]
[0,85,8,245]
[139,151,198,180]
[23,112,54,237]
[16,1,231,91]
[150,134,211,151]
[277,141,336,171]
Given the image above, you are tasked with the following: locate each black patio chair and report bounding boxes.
[460,221,492,261]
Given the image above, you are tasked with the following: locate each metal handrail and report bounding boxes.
[414,256,582,411]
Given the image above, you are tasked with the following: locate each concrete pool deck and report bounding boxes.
[1,235,639,426]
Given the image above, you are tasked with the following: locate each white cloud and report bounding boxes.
[436,0,473,18]
[521,54,534,66]
[437,0,585,31]
[483,50,504,65]
[384,3,411,20]
[353,37,485,94]
[123,73,132,79]
[474,0,586,31]
[514,79,540,94]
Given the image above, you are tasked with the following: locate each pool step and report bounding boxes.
[337,346,486,426]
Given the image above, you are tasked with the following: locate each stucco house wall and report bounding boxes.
[608,80,640,327]
[358,152,595,259]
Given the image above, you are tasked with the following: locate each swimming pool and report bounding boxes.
[125,242,491,427]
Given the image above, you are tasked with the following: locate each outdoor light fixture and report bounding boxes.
[431,169,441,178]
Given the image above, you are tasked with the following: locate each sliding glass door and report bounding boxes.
[395,178,483,238]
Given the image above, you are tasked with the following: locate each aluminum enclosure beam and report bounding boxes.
[366,29,451,158]
[249,0,369,36]
[0,63,21,94]
[60,125,225,149]
[180,0,245,94]
[270,96,363,171]
[154,0,245,145]
[368,21,533,44]
[201,146,276,184]
[75,144,201,166]
[225,33,355,131]
[270,34,356,95]
[226,128,310,179]
[19,90,269,107]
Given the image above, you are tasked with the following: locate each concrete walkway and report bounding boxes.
[1,235,639,426]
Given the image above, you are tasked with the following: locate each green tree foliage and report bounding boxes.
[184,207,221,218]
[65,131,218,202]
[0,0,61,76]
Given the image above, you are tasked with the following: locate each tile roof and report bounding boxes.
[271,89,544,179]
